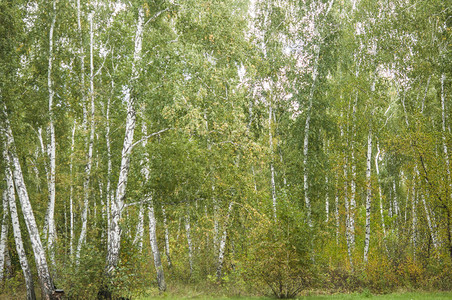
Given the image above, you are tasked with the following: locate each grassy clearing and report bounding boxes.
[297,292,452,299]
[139,291,452,300]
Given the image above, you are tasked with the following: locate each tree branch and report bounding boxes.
[130,127,172,150]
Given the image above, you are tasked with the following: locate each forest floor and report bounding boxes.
[140,291,452,300]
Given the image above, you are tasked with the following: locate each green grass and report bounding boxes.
[297,292,452,299]
[139,292,452,300]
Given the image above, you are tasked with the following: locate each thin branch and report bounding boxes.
[130,127,172,150]
[144,8,169,28]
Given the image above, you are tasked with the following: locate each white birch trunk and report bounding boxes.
[4,164,36,300]
[134,204,145,250]
[47,0,57,264]
[375,143,386,237]
[0,190,9,284]
[185,205,194,276]
[303,46,320,228]
[134,118,148,250]
[350,96,358,249]
[393,180,399,217]
[76,13,96,263]
[420,192,438,250]
[269,103,277,221]
[411,182,417,260]
[335,174,340,245]
[77,0,87,128]
[162,206,172,268]
[441,74,451,199]
[363,127,372,263]
[341,120,353,267]
[325,175,329,223]
[69,121,76,257]
[106,95,112,246]
[216,202,234,280]
[2,111,56,299]
[107,7,143,275]
[148,200,166,291]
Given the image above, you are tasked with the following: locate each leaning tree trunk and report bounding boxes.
[216,201,234,280]
[4,162,36,300]
[106,7,143,276]
[2,108,56,299]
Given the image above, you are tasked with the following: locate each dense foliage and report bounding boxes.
[0,0,451,299]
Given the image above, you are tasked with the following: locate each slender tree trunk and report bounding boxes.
[303,46,320,228]
[106,7,143,275]
[69,121,76,257]
[4,164,36,300]
[363,127,372,263]
[2,110,56,299]
[185,206,194,276]
[335,174,340,245]
[133,120,148,250]
[341,118,353,268]
[411,181,417,260]
[375,143,386,238]
[148,200,166,291]
[393,180,399,218]
[325,174,329,223]
[77,0,87,128]
[269,103,277,221]
[47,0,57,264]
[216,201,234,280]
[105,95,112,246]
[441,74,451,199]
[420,192,438,250]
[77,13,96,264]
[162,206,172,268]
[0,190,9,284]
[350,98,357,249]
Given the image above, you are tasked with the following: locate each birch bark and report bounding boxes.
[2,109,56,299]
[77,12,95,263]
[375,143,386,237]
[148,201,166,291]
[69,121,76,257]
[106,7,143,275]
[269,103,277,221]
[4,163,36,300]
[216,202,234,280]
[303,46,320,227]
[46,0,57,263]
[162,206,172,268]
[363,127,372,263]
[441,74,451,199]
[0,190,8,283]
[185,210,194,276]
[350,98,357,249]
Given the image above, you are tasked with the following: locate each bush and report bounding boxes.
[241,196,314,298]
